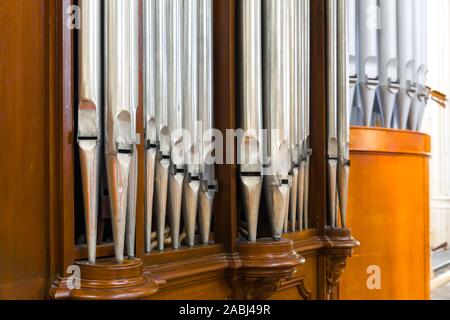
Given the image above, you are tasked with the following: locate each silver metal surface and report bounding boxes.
[337,0,350,228]
[397,0,415,130]
[105,0,138,262]
[167,0,184,250]
[78,0,101,264]
[182,0,200,247]
[297,0,305,232]
[238,0,264,242]
[198,0,216,245]
[326,0,338,228]
[155,0,170,251]
[378,0,399,128]
[410,0,428,131]
[143,0,157,253]
[126,0,140,259]
[357,0,379,127]
[348,0,358,124]
[126,151,138,258]
[262,0,291,240]
[303,0,311,230]
[287,0,299,233]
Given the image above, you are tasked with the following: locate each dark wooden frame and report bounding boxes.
[48,0,358,300]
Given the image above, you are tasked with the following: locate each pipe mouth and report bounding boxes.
[365,77,379,90]
[78,136,99,141]
[241,171,262,178]
[146,140,159,150]
[388,80,401,91]
[186,173,201,183]
[171,164,185,175]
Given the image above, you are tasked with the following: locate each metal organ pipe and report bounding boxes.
[348,0,428,131]
[297,0,306,232]
[357,0,379,127]
[397,0,415,130]
[288,0,299,233]
[143,0,157,253]
[378,0,399,129]
[262,0,291,241]
[126,0,140,259]
[337,0,350,228]
[78,0,101,264]
[410,0,428,131]
[326,0,338,228]
[415,0,429,132]
[348,0,357,123]
[198,0,216,245]
[282,1,292,234]
[167,0,184,249]
[182,0,201,247]
[105,0,139,262]
[302,0,312,230]
[154,0,170,251]
[238,0,264,243]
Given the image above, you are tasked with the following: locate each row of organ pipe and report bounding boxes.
[78,0,216,264]
[326,0,351,229]
[237,0,343,242]
[78,0,354,262]
[349,0,429,131]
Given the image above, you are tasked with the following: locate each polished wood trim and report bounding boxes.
[142,244,224,266]
[310,0,328,233]
[350,127,431,157]
[341,127,430,300]
[52,0,76,277]
[310,0,329,300]
[75,244,115,261]
[213,0,238,253]
[51,259,158,300]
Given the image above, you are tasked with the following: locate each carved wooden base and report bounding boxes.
[49,232,359,300]
[50,258,159,300]
[322,228,360,299]
[228,238,305,300]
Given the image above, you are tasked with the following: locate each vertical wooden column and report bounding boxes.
[310,0,328,233]
[51,0,76,282]
[309,0,329,300]
[213,0,238,253]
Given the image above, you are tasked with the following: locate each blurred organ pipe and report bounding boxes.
[348,0,429,132]
[378,0,399,129]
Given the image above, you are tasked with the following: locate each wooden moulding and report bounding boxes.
[50,232,359,300]
[321,228,360,299]
[50,259,158,300]
[350,126,431,157]
[227,239,305,300]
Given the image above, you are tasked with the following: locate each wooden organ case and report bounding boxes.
[0,0,359,300]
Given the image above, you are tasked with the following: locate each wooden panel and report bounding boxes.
[0,0,49,299]
[309,0,327,231]
[270,255,318,300]
[340,127,431,300]
[150,278,234,300]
